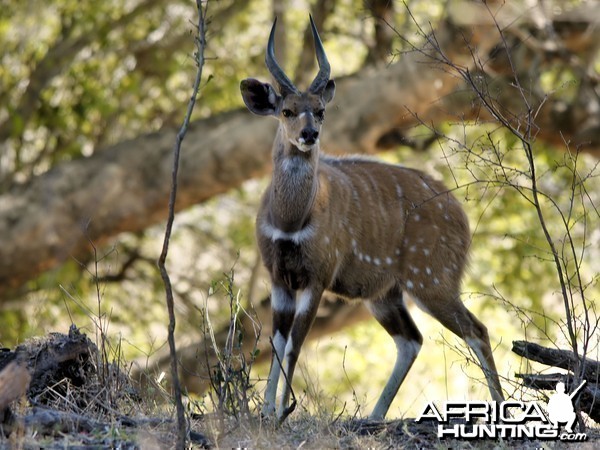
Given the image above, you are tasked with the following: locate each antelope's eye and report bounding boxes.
[282,109,295,118]
[315,109,325,120]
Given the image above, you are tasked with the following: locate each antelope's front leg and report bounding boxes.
[277,286,323,420]
[262,285,295,417]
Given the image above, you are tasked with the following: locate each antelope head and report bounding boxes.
[240,16,336,153]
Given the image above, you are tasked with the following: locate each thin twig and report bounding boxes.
[157,1,209,448]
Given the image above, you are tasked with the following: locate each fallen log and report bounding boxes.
[515,372,600,424]
[512,340,600,424]
[512,340,600,382]
[0,327,211,447]
[0,325,125,406]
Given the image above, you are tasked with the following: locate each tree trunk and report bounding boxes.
[294,0,337,87]
[364,0,396,66]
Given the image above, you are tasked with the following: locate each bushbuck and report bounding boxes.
[240,16,504,422]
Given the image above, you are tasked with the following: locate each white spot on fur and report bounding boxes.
[324,236,330,244]
[396,184,403,199]
[352,239,357,248]
[414,214,420,222]
[411,266,419,274]
[395,248,401,255]
[296,289,312,315]
[440,236,447,242]
[410,245,417,253]
[365,255,372,263]
[284,335,294,358]
[444,214,450,221]
[385,257,393,265]
[271,286,295,313]
[335,248,340,258]
[438,202,443,209]
[374,258,381,266]
[406,280,414,289]
[423,248,430,256]
[434,277,440,285]
[419,282,424,289]
[426,267,432,275]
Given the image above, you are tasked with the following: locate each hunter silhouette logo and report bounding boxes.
[547,380,586,433]
[416,380,588,441]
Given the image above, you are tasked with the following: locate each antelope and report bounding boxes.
[240,16,504,421]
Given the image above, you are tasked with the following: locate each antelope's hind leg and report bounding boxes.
[366,287,423,420]
[420,295,504,404]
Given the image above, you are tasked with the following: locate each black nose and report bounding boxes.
[300,128,319,145]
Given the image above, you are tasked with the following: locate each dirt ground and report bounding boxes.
[1,329,598,449]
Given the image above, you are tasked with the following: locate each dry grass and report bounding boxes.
[195,412,600,449]
[1,329,599,449]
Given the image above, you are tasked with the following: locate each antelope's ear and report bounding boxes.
[240,78,281,116]
[322,79,335,104]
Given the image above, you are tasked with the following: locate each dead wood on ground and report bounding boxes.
[512,340,600,424]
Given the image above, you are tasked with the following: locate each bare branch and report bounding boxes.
[157,1,209,448]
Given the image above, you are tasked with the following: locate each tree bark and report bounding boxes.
[1,1,599,300]
[364,0,396,66]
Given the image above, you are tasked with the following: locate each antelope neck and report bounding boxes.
[269,135,319,233]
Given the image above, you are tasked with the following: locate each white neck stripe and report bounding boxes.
[260,222,315,244]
